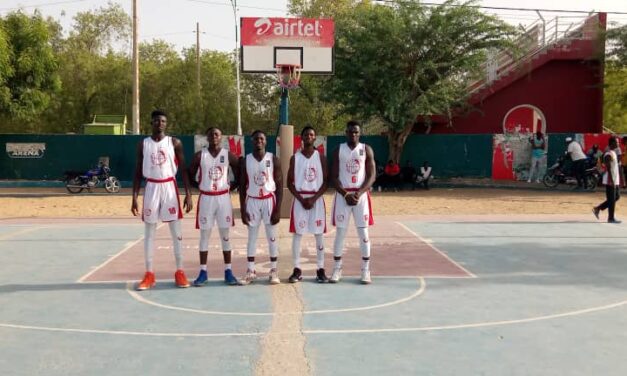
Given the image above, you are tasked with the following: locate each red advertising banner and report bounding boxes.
[241,17,334,47]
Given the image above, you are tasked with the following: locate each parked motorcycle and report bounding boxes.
[542,155,600,191]
[63,164,121,194]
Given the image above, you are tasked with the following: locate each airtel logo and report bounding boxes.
[254,18,322,37]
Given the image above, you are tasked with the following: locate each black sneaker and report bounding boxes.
[316,268,329,283]
[288,267,302,283]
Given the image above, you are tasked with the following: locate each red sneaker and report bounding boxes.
[136,271,155,291]
[174,269,190,288]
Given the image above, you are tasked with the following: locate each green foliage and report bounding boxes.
[607,24,627,67]
[604,66,627,132]
[330,0,515,132]
[0,11,60,126]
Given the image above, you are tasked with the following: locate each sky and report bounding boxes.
[1,0,626,54]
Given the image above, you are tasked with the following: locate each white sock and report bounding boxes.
[247,225,260,258]
[169,220,184,270]
[333,227,347,258]
[218,227,231,251]
[292,233,303,268]
[200,263,207,271]
[335,259,342,268]
[265,224,279,258]
[362,258,370,271]
[315,233,325,269]
[144,223,157,272]
[247,261,255,271]
[225,263,232,270]
[271,260,278,269]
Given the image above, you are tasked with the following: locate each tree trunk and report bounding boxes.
[387,121,414,164]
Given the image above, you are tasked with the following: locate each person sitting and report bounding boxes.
[416,161,432,190]
[400,160,417,190]
[383,160,401,191]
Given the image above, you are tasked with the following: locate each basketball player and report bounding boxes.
[131,110,193,290]
[188,127,239,286]
[330,120,376,284]
[287,126,329,283]
[238,130,283,285]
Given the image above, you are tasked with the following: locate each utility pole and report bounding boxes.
[132,0,140,134]
[231,0,242,136]
[196,22,201,98]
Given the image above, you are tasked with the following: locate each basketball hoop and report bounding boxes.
[275,64,301,89]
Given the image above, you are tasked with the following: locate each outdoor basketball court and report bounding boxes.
[1,214,625,375]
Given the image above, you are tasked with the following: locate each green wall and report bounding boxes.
[0,133,574,182]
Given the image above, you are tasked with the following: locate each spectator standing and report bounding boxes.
[566,137,587,190]
[527,131,546,183]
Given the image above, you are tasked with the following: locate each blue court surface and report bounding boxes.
[0,215,625,375]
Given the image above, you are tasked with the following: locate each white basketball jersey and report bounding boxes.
[142,136,177,180]
[338,142,366,189]
[198,148,230,192]
[294,150,323,193]
[246,152,276,198]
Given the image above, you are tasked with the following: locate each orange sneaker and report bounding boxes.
[136,271,155,291]
[174,269,190,288]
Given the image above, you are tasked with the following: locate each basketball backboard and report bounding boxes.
[240,17,334,74]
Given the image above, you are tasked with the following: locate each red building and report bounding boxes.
[415,13,606,135]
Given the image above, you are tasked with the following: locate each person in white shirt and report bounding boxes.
[330,120,376,284]
[566,137,587,190]
[188,127,240,286]
[287,126,329,283]
[416,161,432,190]
[593,137,621,223]
[131,110,193,291]
[238,130,283,285]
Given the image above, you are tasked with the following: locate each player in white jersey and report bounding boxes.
[287,126,329,283]
[188,127,240,286]
[330,120,376,284]
[131,110,193,291]
[238,130,283,285]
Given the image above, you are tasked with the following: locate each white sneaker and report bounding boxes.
[238,269,257,285]
[360,269,372,284]
[535,179,541,183]
[329,266,342,283]
[527,179,531,183]
[268,268,281,285]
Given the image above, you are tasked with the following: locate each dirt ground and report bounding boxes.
[0,187,621,219]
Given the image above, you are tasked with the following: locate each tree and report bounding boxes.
[0,11,60,127]
[604,24,627,132]
[327,0,515,162]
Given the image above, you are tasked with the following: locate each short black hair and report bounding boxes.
[205,126,221,134]
[301,125,316,136]
[346,120,361,129]
[251,129,266,138]
[151,109,167,119]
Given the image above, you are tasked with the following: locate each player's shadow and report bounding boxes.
[0,282,127,293]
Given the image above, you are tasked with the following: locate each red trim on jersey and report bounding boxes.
[289,199,296,233]
[247,193,275,199]
[323,198,327,233]
[146,177,175,183]
[195,195,201,229]
[200,189,229,196]
[331,193,338,226]
[366,191,374,226]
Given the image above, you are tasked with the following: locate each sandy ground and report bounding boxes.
[0,187,622,219]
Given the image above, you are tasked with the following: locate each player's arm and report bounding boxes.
[287,155,304,204]
[356,145,376,198]
[173,137,193,213]
[188,151,201,184]
[228,152,240,190]
[239,157,249,225]
[131,141,144,216]
[271,155,283,225]
[605,154,614,185]
[312,153,328,202]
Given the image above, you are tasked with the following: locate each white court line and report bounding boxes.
[395,221,477,278]
[126,277,426,316]
[304,298,627,334]
[76,223,165,283]
[2,297,625,337]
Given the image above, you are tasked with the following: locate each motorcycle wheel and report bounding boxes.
[66,177,84,194]
[585,175,598,191]
[542,173,559,188]
[105,177,121,193]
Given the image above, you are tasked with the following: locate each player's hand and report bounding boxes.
[184,194,193,213]
[346,193,359,206]
[241,209,250,226]
[131,198,139,216]
[302,197,314,210]
[270,209,281,225]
